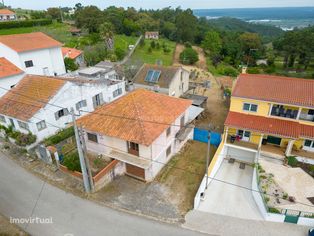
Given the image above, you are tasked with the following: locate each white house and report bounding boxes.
[0,9,16,21]
[132,64,190,98]
[0,75,125,142]
[0,32,66,76]
[62,47,84,67]
[0,57,25,97]
[145,32,159,40]
[77,89,194,181]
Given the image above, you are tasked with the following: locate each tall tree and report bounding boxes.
[75,6,103,33]
[175,9,197,43]
[202,31,222,56]
[99,22,115,51]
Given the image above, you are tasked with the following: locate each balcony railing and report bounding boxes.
[299,113,314,122]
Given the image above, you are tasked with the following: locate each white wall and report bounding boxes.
[0,80,126,142]
[0,44,66,76]
[168,68,190,97]
[0,73,25,97]
[226,146,256,163]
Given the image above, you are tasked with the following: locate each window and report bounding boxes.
[87,133,98,143]
[18,121,29,130]
[0,115,5,123]
[76,100,87,110]
[166,127,171,137]
[92,93,104,108]
[308,109,314,115]
[54,108,69,120]
[24,60,34,68]
[304,140,312,147]
[243,103,258,112]
[166,145,172,157]
[180,116,185,127]
[36,120,47,131]
[113,88,123,98]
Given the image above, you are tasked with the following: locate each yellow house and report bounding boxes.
[222,74,314,164]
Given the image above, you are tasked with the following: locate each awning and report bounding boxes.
[108,150,151,169]
[188,105,204,122]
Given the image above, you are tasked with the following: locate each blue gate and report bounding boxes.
[193,128,221,147]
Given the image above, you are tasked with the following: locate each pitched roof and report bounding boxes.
[77,89,192,146]
[0,75,66,121]
[0,57,23,79]
[225,111,314,139]
[133,64,183,88]
[0,32,62,53]
[0,9,15,15]
[233,74,314,108]
[62,47,83,59]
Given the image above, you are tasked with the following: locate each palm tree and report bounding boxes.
[99,22,114,51]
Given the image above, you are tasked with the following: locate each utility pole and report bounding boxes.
[59,6,64,22]
[205,129,211,190]
[71,108,91,193]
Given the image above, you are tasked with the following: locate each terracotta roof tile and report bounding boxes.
[0,75,66,121]
[300,124,314,139]
[62,47,83,59]
[225,112,308,139]
[77,89,192,146]
[0,9,15,15]
[133,64,182,89]
[0,57,23,78]
[233,74,314,108]
[0,32,62,53]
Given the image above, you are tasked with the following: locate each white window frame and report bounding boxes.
[0,115,5,123]
[76,100,87,110]
[36,120,47,131]
[113,88,123,98]
[87,132,98,143]
[243,103,258,112]
[237,129,251,142]
[18,120,29,130]
[304,139,314,152]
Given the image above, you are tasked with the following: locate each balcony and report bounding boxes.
[299,111,314,123]
[270,105,298,120]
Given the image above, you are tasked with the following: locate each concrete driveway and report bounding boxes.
[198,159,262,220]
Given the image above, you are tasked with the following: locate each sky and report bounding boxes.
[5,0,314,10]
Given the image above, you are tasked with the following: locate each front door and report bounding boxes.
[267,136,282,146]
[237,130,251,142]
[127,141,139,156]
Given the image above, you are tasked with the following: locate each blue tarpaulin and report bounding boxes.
[193,128,222,147]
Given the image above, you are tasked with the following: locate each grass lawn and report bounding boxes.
[114,34,137,50]
[130,38,176,66]
[156,140,217,214]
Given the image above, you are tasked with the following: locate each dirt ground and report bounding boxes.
[0,214,28,236]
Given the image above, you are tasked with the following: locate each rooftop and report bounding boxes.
[0,75,66,121]
[133,64,183,88]
[233,74,314,108]
[225,111,314,139]
[77,89,192,146]
[0,9,15,15]
[62,47,83,60]
[0,32,62,53]
[0,57,23,79]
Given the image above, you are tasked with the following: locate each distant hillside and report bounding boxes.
[208,17,284,38]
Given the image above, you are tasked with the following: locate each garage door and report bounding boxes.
[126,164,145,180]
[226,147,256,163]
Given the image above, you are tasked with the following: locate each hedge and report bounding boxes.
[0,19,52,29]
[43,127,74,146]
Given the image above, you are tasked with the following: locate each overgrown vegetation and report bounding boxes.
[64,58,79,72]
[180,46,199,65]
[62,151,81,172]
[0,125,36,147]
[0,19,52,29]
[43,127,74,146]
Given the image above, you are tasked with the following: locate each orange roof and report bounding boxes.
[0,32,62,53]
[62,47,83,59]
[0,75,66,121]
[77,89,192,146]
[233,74,314,108]
[0,9,15,15]
[0,57,23,78]
[225,111,314,139]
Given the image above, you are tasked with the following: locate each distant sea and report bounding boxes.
[193,7,314,30]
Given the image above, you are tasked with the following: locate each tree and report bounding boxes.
[239,33,263,65]
[175,9,198,43]
[30,11,46,20]
[64,58,79,72]
[180,47,199,65]
[75,6,103,33]
[46,7,61,21]
[202,31,222,56]
[99,22,115,50]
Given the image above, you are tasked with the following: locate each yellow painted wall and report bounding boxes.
[250,132,262,144]
[230,97,270,116]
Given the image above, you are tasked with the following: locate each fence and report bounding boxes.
[193,128,221,147]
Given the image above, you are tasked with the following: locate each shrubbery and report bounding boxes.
[287,156,298,167]
[179,47,198,65]
[0,125,37,147]
[0,19,52,29]
[62,151,81,172]
[44,127,74,146]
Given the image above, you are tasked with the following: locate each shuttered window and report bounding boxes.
[76,100,87,110]
[92,93,104,108]
[54,108,69,120]
[36,120,47,131]
[18,121,29,130]
[0,115,5,123]
[166,145,171,157]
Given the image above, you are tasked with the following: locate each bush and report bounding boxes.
[287,156,298,167]
[217,66,239,77]
[15,132,37,147]
[179,47,198,65]
[44,127,74,146]
[163,46,171,54]
[64,58,79,72]
[114,46,126,60]
[150,40,156,49]
[0,19,52,29]
[62,151,81,172]
[147,46,152,53]
[268,207,280,214]
[247,67,261,74]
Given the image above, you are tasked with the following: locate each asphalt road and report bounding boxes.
[0,153,205,236]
